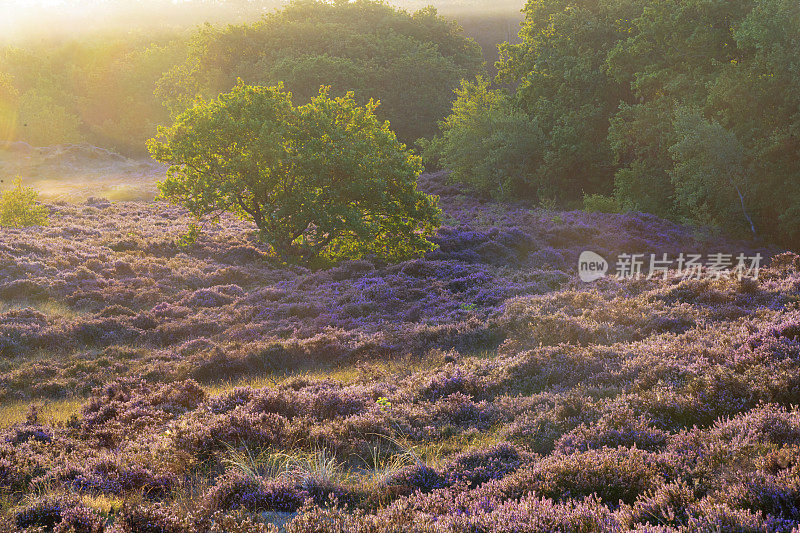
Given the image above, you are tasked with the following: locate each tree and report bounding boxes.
[0,179,49,228]
[424,77,545,200]
[155,0,482,144]
[492,0,642,201]
[606,0,800,244]
[433,0,645,202]
[148,83,441,262]
[669,108,756,236]
[0,73,17,144]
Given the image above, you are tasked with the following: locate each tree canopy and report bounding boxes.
[148,83,441,262]
[430,0,800,246]
[157,0,483,144]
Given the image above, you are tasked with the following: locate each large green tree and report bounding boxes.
[608,0,800,244]
[156,0,482,144]
[431,0,644,203]
[423,77,545,199]
[148,83,441,262]
[434,0,800,246]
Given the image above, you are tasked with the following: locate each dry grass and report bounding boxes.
[0,299,87,318]
[0,397,84,428]
[204,352,448,399]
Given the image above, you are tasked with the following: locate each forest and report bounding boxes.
[2,0,799,246]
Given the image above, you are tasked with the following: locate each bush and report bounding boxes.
[435,0,800,247]
[424,77,545,200]
[582,193,620,214]
[149,83,440,262]
[0,179,49,228]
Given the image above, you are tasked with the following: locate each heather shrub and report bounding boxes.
[113,503,197,533]
[555,412,669,454]
[502,394,601,454]
[0,160,794,528]
[498,447,672,506]
[15,497,66,530]
[416,364,493,401]
[203,474,309,514]
[686,500,797,533]
[444,443,526,488]
[177,410,291,456]
[0,179,49,228]
[15,496,102,532]
[368,487,617,533]
[53,506,106,533]
[618,482,696,529]
[718,469,800,523]
[384,464,446,495]
[583,194,620,214]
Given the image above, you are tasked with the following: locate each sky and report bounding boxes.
[0,1,260,42]
[0,0,522,43]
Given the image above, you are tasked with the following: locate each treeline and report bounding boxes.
[428,0,800,246]
[157,1,483,143]
[0,0,495,154]
[3,0,797,247]
[0,33,186,153]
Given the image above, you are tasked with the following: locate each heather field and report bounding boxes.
[2,170,800,531]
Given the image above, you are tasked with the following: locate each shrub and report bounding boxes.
[424,77,545,200]
[149,83,440,262]
[582,193,620,214]
[203,474,309,513]
[445,443,525,488]
[0,179,49,228]
[499,447,671,505]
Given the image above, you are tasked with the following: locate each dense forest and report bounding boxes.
[428,0,800,247]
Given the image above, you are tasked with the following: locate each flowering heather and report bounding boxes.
[1,171,798,530]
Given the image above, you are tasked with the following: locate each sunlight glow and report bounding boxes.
[0,0,204,42]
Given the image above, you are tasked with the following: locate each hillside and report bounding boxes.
[2,172,799,531]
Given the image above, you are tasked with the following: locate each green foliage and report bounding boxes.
[177,222,201,248]
[493,0,637,200]
[0,35,183,153]
[607,0,800,244]
[376,397,392,412]
[668,108,755,235]
[0,179,49,228]
[437,0,800,245]
[425,77,544,200]
[433,0,639,202]
[0,0,498,153]
[149,83,440,262]
[608,99,677,218]
[16,91,85,146]
[583,194,620,214]
[156,0,483,144]
[0,73,18,143]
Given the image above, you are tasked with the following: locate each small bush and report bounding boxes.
[0,179,49,228]
[583,193,620,214]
